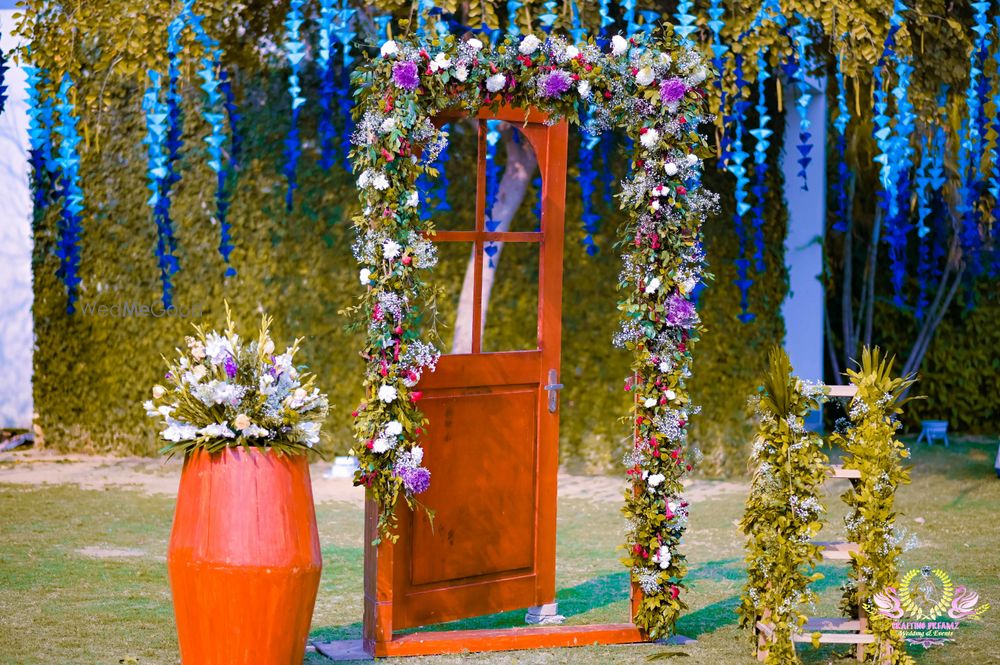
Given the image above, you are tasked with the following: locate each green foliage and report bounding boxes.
[833,347,916,665]
[738,347,829,664]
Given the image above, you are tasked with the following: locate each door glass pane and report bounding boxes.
[431,242,475,354]
[481,241,540,352]
[425,121,476,232]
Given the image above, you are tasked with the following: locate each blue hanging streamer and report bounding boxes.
[597,0,613,37]
[728,54,754,323]
[143,71,181,308]
[886,54,915,307]
[24,64,55,211]
[0,40,7,118]
[433,122,451,212]
[570,0,588,44]
[672,0,696,46]
[484,120,503,267]
[956,0,992,278]
[990,17,1000,275]
[506,0,523,37]
[871,0,903,265]
[831,50,851,233]
[318,0,339,171]
[789,20,814,191]
[707,0,728,167]
[219,68,242,172]
[579,115,601,255]
[539,0,558,34]
[283,0,306,211]
[337,7,359,170]
[914,127,934,321]
[748,52,771,273]
[184,1,236,275]
[54,73,85,314]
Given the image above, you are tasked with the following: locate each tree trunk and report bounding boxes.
[452,124,539,353]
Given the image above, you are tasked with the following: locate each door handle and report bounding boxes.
[545,369,563,414]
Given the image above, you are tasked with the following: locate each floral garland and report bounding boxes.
[346,30,716,637]
[738,347,829,663]
[832,347,916,665]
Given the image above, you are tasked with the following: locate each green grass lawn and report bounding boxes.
[1,436,998,664]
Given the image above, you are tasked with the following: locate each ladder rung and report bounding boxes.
[827,464,861,479]
[814,541,859,560]
[792,632,875,644]
[800,617,863,632]
[755,621,775,638]
[825,384,858,398]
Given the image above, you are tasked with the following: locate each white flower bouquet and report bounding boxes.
[146,306,329,456]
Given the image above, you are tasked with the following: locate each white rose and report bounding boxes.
[644,397,657,408]
[455,64,469,82]
[380,117,396,133]
[378,385,398,403]
[386,420,403,436]
[360,268,371,285]
[405,191,419,208]
[645,277,661,294]
[486,73,506,93]
[382,239,402,260]
[657,545,672,568]
[636,66,654,87]
[647,473,665,487]
[659,360,671,372]
[410,445,424,465]
[690,67,707,84]
[358,170,371,189]
[233,413,251,431]
[680,277,698,295]
[565,45,580,59]
[640,129,660,149]
[577,80,591,98]
[665,162,678,176]
[372,174,390,191]
[665,389,677,401]
[519,34,541,55]
[467,38,483,51]
[380,40,399,57]
[371,437,391,453]
[611,35,628,56]
[431,52,452,72]
[651,200,661,211]
[686,153,699,166]
[658,53,672,67]
[152,385,165,399]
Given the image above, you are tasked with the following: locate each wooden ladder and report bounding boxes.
[754,383,884,663]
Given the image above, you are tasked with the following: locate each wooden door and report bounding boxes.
[364,107,568,646]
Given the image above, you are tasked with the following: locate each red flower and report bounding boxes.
[678,116,687,124]
[411,391,423,402]
[669,585,680,600]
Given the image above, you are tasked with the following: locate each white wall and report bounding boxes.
[781,74,827,427]
[0,10,33,429]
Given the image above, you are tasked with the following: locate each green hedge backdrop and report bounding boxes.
[31,69,996,476]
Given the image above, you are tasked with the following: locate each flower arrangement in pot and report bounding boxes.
[147,306,328,665]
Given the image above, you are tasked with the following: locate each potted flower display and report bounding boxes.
[146,307,328,665]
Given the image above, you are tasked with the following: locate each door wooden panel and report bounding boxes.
[364,107,568,642]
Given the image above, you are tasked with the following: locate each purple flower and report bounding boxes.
[664,294,698,328]
[392,61,420,91]
[660,78,687,104]
[396,465,431,494]
[539,70,572,98]
[224,354,238,378]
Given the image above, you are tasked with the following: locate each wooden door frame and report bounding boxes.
[321,105,647,660]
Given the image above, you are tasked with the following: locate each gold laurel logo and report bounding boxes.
[899,567,954,620]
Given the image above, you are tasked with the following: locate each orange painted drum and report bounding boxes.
[167,448,322,665]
